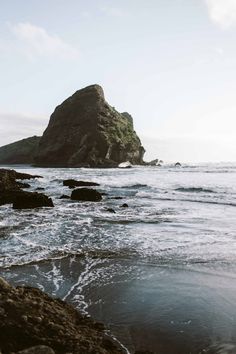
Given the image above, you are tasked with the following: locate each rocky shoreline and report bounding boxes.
[0,168,123,208]
[0,277,127,354]
[0,168,153,353]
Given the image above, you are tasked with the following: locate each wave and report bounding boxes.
[0,249,136,269]
[156,197,236,207]
[93,216,169,224]
[120,184,148,189]
[175,187,214,193]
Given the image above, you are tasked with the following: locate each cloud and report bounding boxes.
[205,0,236,28]
[9,22,79,60]
[101,6,126,18]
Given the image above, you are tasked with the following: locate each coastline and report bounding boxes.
[1,164,236,353]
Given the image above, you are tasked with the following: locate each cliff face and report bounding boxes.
[0,136,40,164]
[35,84,145,167]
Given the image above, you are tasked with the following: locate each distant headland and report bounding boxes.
[0,84,145,168]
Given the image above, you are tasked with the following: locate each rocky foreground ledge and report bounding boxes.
[0,277,127,354]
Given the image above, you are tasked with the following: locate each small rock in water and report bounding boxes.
[13,192,54,209]
[120,203,128,208]
[35,187,45,191]
[71,188,102,202]
[105,208,116,213]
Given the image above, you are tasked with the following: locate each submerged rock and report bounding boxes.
[59,194,70,199]
[35,84,145,167]
[13,192,54,209]
[0,136,41,164]
[0,277,125,354]
[71,188,102,202]
[105,207,116,213]
[175,162,181,167]
[120,203,128,208]
[63,179,99,188]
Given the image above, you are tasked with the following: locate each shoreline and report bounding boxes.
[0,277,131,354]
[1,164,236,353]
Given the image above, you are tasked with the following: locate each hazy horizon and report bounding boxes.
[1,0,236,163]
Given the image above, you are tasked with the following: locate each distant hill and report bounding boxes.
[0,136,41,164]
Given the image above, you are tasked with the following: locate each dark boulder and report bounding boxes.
[35,84,145,167]
[0,277,125,354]
[175,162,181,167]
[63,179,99,188]
[71,188,102,202]
[120,203,129,208]
[13,192,54,209]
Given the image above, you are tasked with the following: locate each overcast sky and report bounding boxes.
[1,0,236,162]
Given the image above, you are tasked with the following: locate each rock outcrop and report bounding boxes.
[71,188,102,202]
[0,169,52,208]
[35,84,145,167]
[13,192,54,209]
[0,136,41,164]
[0,277,125,354]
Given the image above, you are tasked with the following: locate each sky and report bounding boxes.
[0,0,236,162]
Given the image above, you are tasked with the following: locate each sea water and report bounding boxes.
[0,163,236,353]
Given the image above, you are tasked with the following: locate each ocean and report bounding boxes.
[1,163,236,354]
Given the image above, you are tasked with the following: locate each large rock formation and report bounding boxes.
[35,84,145,167]
[0,136,41,164]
